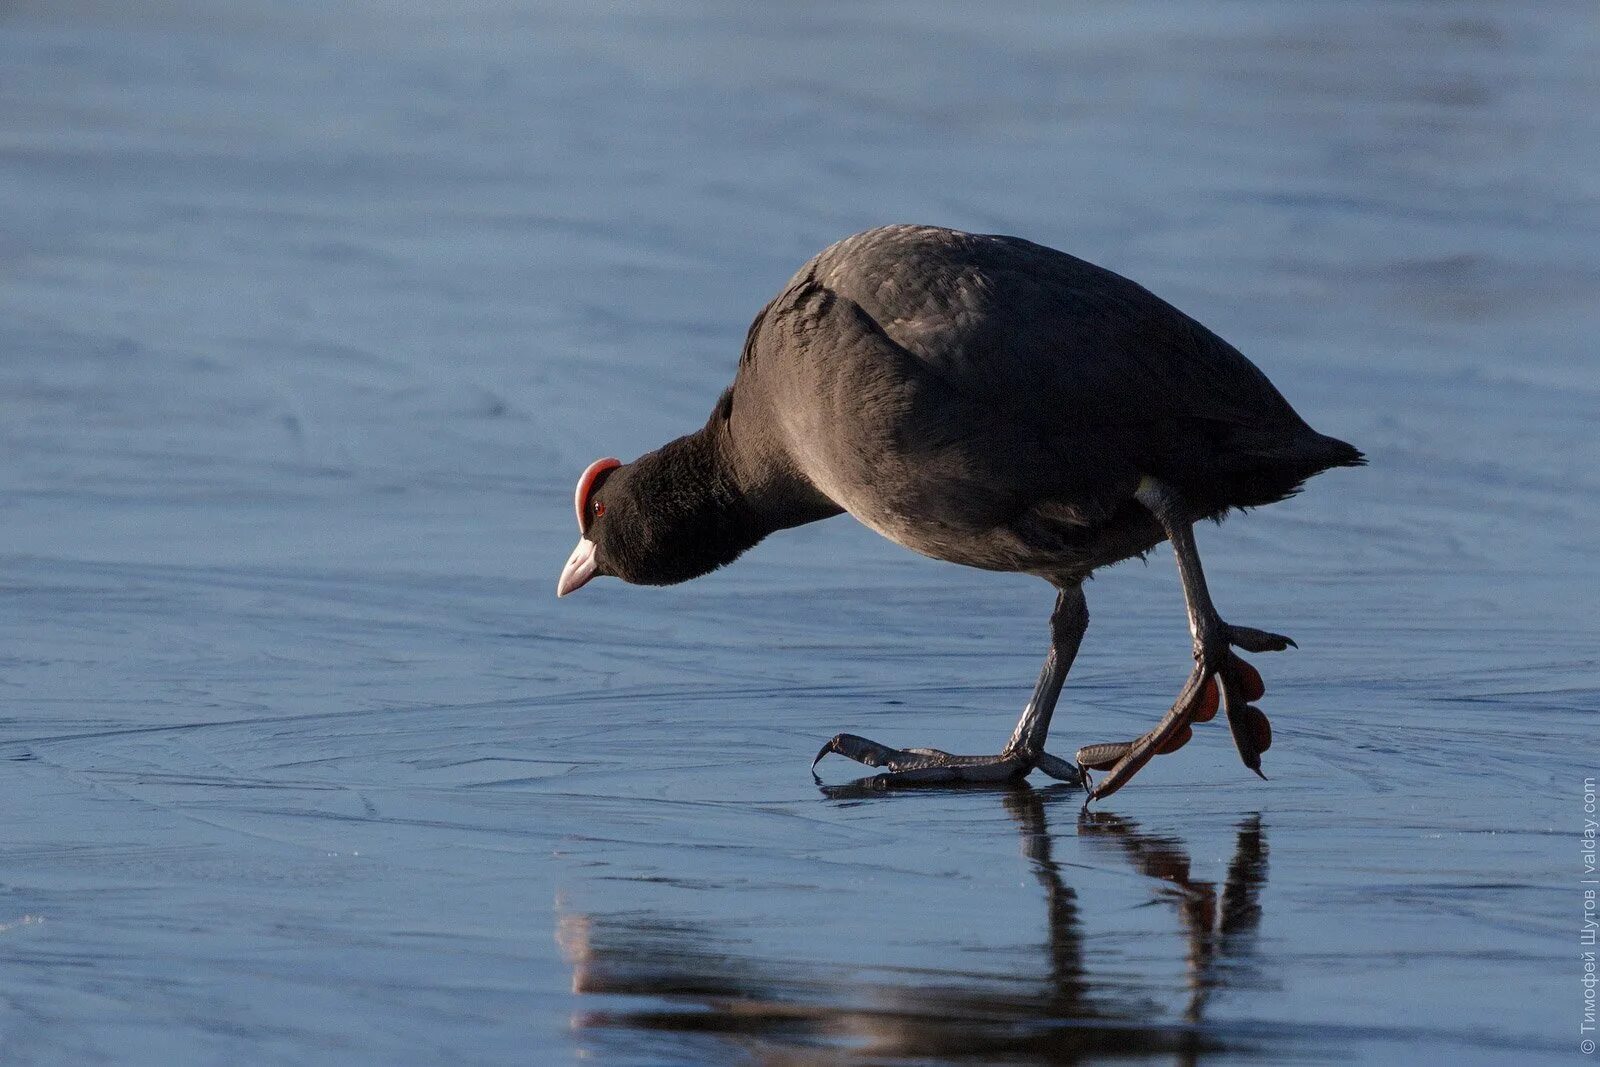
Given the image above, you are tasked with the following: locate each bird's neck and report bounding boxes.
[627,424,771,580]
[640,426,746,523]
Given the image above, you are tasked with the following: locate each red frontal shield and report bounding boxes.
[573,457,622,529]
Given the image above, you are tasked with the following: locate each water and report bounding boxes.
[2,1,1596,1062]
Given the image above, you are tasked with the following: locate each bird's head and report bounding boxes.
[556,438,762,597]
[556,455,623,597]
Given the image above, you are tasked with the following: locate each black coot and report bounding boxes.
[558,226,1362,798]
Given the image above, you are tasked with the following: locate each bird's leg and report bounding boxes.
[813,584,1089,786]
[1082,478,1292,800]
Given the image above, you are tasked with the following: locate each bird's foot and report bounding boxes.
[1078,625,1288,800]
[812,734,1085,788]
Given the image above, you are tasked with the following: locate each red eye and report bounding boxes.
[573,457,621,530]
[593,502,606,518]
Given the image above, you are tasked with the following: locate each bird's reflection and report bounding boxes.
[558,786,1272,1063]
[1073,804,1267,1030]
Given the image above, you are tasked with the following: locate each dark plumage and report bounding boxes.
[559,225,1362,798]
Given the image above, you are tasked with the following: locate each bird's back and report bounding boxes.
[801,226,1300,438]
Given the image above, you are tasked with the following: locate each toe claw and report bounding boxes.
[812,734,843,769]
[1227,625,1296,654]
[813,733,896,770]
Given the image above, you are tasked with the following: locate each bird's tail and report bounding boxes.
[1302,432,1366,472]
[1210,428,1364,511]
